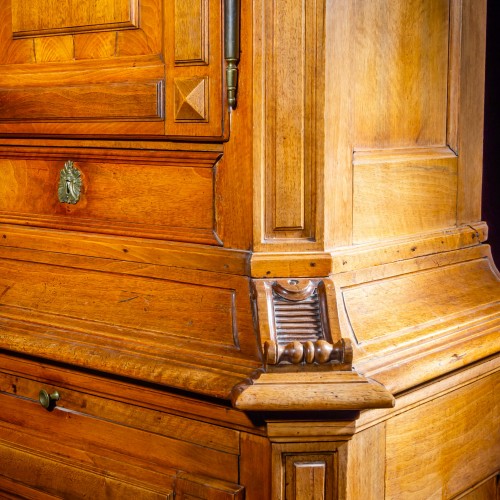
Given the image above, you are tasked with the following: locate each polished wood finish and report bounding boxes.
[0,0,498,499]
[385,373,499,499]
[0,149,221,244]
[12,0,139,38]
[352,147,458,243]
[0,0,224,138]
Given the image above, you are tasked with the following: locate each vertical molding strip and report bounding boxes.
[456,0,487,224]
[255,0,324,245]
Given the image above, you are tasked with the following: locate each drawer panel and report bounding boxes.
[0,370,241,457]
[0,367,241,492]
[0,150,221,244]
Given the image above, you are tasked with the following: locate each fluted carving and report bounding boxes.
[253,278,352,370]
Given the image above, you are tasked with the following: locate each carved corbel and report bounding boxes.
[253,278,353,371]
[231,277,394,411]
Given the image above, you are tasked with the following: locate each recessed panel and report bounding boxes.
[174,0,208,64]
[353,0,449,148]
[353,148,457,243]
[258,0,324,241]
[0,82,164,122]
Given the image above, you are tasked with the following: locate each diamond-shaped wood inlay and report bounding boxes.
[174,77,207,121]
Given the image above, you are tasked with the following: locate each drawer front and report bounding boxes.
[0,367,243,499]
[0,150,221,245]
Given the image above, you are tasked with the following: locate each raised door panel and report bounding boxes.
[353,0,450,149]
[12,0,139,37]
[350,0,457,245]
[352,148,458,243]
[323,0,486,247]
[0,0,225,138]
[253,0,324,248]
[164,0,225,138]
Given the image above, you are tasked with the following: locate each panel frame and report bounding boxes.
[253,0,325,251]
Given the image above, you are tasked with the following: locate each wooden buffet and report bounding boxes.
[0,0,498,498]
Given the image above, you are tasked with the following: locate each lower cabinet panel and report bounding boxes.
[457,475,499,500]
[385,372,500,499]
[0,366,244,499]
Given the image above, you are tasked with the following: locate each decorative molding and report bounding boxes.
[174,77,208,121]
[271,279,325,343]
[264,338,351,366]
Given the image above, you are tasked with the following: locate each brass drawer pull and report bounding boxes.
[38,389,60,410]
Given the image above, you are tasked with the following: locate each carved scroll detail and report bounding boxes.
[254,278,352,369]
[264,338,352,366]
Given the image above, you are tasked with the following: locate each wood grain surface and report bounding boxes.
[0,1,497,498]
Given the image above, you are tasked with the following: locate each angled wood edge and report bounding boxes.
[174,472,244,499]
[355,320,500,396]
[0,225,251,276]
[337,245,500,395]
[0,318,260,400]
[329,223,487,274]
[250,224,486,278]
[231,371,395,411]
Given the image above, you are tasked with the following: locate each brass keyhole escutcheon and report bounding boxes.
[58,160,82,204]
[39,389,60,410]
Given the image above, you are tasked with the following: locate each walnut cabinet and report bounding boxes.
[0,1,498,498]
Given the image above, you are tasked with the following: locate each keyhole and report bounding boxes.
[66,179,71,195]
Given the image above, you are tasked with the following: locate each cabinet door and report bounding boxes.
[0,0,225,138]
